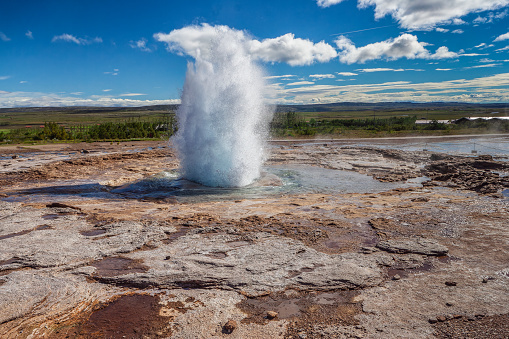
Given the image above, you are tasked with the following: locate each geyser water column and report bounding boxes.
[173,26,273,187]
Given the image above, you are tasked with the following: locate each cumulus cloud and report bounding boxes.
[451,29,464,34]
[309,74,336,79]
[129,38,153,52]
[154,24,337,66]
[0,32,10,42]
[335,33,457,64]
[495,46,509,52]
[316,0,346,8]
[435,28,449,33]
[52,34,102,45]
[356,0,509,29]
[25,30,33,39]
[494,32,509,42]
[337,72,358,76]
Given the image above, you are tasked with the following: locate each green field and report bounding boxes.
[0,103,508,144]
[0,107,175,130]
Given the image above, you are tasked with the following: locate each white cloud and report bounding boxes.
[357,68,404,72]
[475,43,495,49]
[25,30,33,39]
[335,33,458,64]
[435,28,449,33]
[0,32,10,42]
[461,53,488,56]
[70,92,83,95]
[480,58,495,63]
[337,72,358,76]
[250,33,338,66]
[495,46,509,51]
[20,81,28,84]
[465,63,502,68]
[51,34,102,45]
[129,38,153,52]
[119,93,147,96]
[429,46,458,59]
[473,9,508,24]
[494,32,509,42]
[154,24,337,66]
[268,72,509,104]
[104,69,119,76]
[287,81,315,86]
[264,75,296,80]
[436,68,452,71]
[356,0,509,29]
[451,29,464,34]
[102,89,112,92]
[0,76,11,80]
[0,91,180,108]
[309,74,336,79]
[316,0,346,8]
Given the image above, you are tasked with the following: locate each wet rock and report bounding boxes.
[411,197,429,202]
[266,310,278,319]
[46,202,82,211]
[223,319,237,334]
[376,238,448,256]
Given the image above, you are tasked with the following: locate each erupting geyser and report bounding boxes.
[173,27,273,187]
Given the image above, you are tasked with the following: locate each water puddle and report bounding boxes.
[205,252,227,259]
[80,229,107,237]
[387,262,433,279]
[0,224,53,240]
[54,294,172,338]
[355,136,509,160]
[90,257,148,277]
[239,290,361,323]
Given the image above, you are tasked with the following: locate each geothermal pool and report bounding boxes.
[111,164,424,203]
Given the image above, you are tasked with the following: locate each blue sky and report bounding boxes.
[1,0,509,107]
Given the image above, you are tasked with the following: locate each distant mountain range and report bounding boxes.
[0,102,507,114]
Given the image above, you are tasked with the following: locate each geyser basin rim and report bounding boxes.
[111,165,424,203]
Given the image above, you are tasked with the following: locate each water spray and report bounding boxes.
[173,27,273,187]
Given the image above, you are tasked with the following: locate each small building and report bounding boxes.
[414,120,451,124]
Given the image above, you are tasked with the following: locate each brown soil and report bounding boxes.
[433,313,509,338]
[51,294,173,338]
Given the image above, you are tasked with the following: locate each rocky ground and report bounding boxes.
[0,140,508,338]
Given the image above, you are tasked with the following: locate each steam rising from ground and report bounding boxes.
[173,26,273,187]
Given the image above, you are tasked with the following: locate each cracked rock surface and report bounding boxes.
[1,139,508,338]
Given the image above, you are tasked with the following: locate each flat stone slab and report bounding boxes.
[89,232,385,297]
[376,238,448,256]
